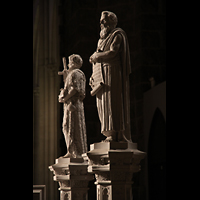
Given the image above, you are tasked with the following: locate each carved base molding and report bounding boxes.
[49,156,94,200]
[87,142,146,200]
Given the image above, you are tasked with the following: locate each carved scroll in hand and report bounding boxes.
[89,62,104,96]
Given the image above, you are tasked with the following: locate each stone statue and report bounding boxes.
[89,11,132,142]
[58,54,87,158]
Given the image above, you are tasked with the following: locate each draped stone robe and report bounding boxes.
[96,28,132,142]
[62,69,87,157]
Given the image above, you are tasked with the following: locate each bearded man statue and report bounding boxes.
[89,11,132,142]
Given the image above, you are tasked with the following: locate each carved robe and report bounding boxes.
[62,69,87,157]
[96,28,132,141]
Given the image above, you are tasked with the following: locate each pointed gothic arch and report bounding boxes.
[143,81,166,200]
[102,188,109,200]
[148,107,166,200]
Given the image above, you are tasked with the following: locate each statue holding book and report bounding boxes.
[89,11,132,142]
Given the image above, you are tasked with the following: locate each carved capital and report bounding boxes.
[95,171,110,183]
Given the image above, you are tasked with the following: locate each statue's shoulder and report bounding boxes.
[71,69,86,80]
[111,28,126,39]
[112,28,125,34]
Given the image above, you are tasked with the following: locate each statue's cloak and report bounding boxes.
[96,28,132,142]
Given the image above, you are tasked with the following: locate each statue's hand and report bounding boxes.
[58,88,65,103]
[58,96,65,103]
[89,52,99,63]
[89,56,93,64]
[67,102,76,112]
[89,76,94,87]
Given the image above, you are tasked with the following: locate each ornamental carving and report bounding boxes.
[95,172,110,182]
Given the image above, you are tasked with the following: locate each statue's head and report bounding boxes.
[68,54,83,69]
[100,11,118,29]
[100,11,118,39]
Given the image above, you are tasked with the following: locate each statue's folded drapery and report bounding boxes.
[96,28,132,142]
[62,69,87,157]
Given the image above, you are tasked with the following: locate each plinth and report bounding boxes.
[87,142,146,200]
[49,156,94,200]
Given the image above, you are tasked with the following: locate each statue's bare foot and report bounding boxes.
[103,136,114,142]
[62,152,73,158]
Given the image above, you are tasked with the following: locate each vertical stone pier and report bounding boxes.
[87,142,146,200]
[49,156,94,200]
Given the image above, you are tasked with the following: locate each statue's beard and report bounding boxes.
[100,26,111,39]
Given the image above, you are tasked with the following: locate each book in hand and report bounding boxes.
[89,62,104,96]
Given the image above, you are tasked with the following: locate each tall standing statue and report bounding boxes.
[89,11,132,142]
[58,54,87,158]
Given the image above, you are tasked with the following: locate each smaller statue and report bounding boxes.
[58,54,87,158]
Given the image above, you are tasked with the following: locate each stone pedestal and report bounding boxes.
[49,155,94,200]
[87,142,146,200]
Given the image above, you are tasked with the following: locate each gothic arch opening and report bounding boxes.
[102,188,109,200]
[148,107,166,200]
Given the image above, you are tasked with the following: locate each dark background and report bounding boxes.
[59,0,166,149]
[33,0,166,199]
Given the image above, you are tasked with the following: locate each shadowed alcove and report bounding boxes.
[148,108,166,200]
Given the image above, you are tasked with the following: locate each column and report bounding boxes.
[49,156,94,200]
[87,142,146,200]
